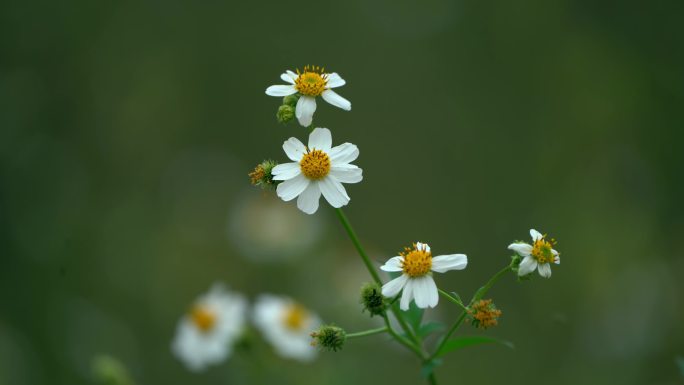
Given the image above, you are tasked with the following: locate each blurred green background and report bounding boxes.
[1,0,683,384]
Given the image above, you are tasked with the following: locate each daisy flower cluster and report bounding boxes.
[243,65,566,384]
[171,284,321,371]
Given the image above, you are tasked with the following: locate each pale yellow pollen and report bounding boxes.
[401,244,432,277]
[531,236,557,264]
[295,65,328,97]
[282,303,308,331]
[190,306,217,333]
[300,149,331,180]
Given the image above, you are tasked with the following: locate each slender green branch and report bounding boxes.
[431,311,468,359]
[382,315,425,359]
[438,289,468,311]
[346,326,387,339]
[472,263,514,303]
[334,208,382,284]
[431,262,514,359]
[427,372,438,385]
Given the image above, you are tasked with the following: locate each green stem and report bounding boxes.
[427,372,438,385]
[438,289,468,311]
[382,315,425,359]
[334,208,382,284]
[431,262,513,359]
[346,327,387,339]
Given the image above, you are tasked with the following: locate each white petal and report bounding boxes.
[280,72,295,84]
[413,276,437,309]
[271,162,301,181]
[318,178,350,208]
[265,84,297,96]
[308,127,332,152]
[399,279,415,311]
[321,89,351,111]
[425,276,439,307]
[508,242,533,257]
[538,263,552,278]
[530,229,543,241]
[380,256,404,272]
[276,174,309,202]
[553,252,560,264]
[283,137,306,162]
[296,183,321,214]
[518,256,537,276]
[286,70,298,80]
[296,96,316,127]
[330,167,363,184]
[329,143,359,164]
[326,72,346,88]
[431,254,468,273]
[382,274,408,298]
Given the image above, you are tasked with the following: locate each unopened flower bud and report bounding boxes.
[468,299,502,330]
[277,104,295,123]
[249,160,278,189]
[360,282,386,317]
[282,94,299,107]
[310,325,346,352]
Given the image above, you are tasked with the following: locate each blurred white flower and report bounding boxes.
[381,242,468,311]
[265,65,351,127]
[171,283,247,371]
[253,294,321,362]
[271,127,362,214]
[508,229,560,278]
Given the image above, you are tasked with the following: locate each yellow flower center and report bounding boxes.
[295,65,328,97]
[190,306,216,333]
[282,303,308,331]
[531,236,557,264]
[401,244,432,277]
[300,149,331,180]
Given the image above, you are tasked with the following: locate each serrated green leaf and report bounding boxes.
[418,321,445,338]
[435,336,514,358]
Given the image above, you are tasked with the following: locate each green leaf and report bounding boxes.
[435,336,514,358]
[418,321,445,338]
[420,359,442,378]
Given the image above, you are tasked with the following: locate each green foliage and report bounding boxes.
[434,336,514,359]
[417,321,445,338]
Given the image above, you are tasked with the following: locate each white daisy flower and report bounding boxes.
[253,294,321,362]
[171,283,247,372]
[380,242,468,311]
[508,229,560,278]
[265,65,351,127]
[271,127,362,215]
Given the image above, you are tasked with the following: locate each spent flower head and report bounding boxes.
[380,242,468,311]
[508,229,560,278]
[249,160,278,189]
[311,325,346,352]
[271,127,362,214]
[265,65,351,127]
[468,299,502,329]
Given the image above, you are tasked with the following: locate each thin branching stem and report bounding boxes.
[346,327,388,339]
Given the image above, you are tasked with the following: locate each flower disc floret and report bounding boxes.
[401,245,433,277]
[300,149,331,180]
[191,306,216,333]
[295,66,328,96]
